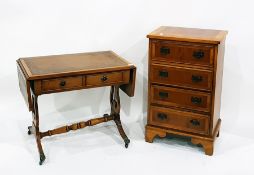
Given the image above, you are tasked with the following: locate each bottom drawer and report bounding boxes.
[149,106,209,135]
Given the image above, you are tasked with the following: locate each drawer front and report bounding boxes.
[85,71,130,87]
[151,40,214,66]
[42,76,83,92]
[149,106,209,135]
[151,85,211,112]
[181,45,214,66]
[151,40,181,62]
[150,64,213,91]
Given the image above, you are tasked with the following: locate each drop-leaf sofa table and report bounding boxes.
[17,51,136,165]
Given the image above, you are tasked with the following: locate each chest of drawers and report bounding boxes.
[145,26,227,155]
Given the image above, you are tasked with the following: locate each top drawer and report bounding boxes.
[150,40,214,66]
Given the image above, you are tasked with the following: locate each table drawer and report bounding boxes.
[150,64,213,91]
[42,76,83,92]
[149,106,209,135]
[151,40,214,66]
[85,71,130,87]
[151,85,211,112]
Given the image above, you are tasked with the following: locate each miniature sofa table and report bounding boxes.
[17,51,136,165]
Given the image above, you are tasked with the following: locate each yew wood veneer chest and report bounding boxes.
[145,26,228,155]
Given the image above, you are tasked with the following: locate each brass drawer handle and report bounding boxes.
[191,97,202,104]
[159,92,168,98]
[157,113,167,120]
[159,71,168,78]
[193,51,204,59]
[190,119,200,126]
[160,47,170,55]
[59,80,66,87]
[192,75,203,83]
[101,75,108,82]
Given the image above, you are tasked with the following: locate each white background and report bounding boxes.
[0,0,254,174]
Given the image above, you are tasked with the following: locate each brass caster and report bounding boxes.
[124,138,130,148]
[39,154,46,165]
[28,126,32,135]
[103,114,109,117]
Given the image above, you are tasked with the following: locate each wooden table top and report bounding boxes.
[147,26,228,44]
[18,51,133,80]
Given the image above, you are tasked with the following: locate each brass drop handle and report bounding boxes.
[193,51,204,59]
[101,75,108,82]
[191,97,202,104]
[59,80,66,87]
[157,113,167,120]
[159,92,169,98]
[192,75,203,83]
[159,71,169,78]
[190,119,200,126]
[160,47,170,55]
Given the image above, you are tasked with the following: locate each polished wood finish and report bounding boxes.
[85,71,129,87]
[149,106,209,135]
[150,64,213,91]
[151,85,211,112]
[17,51,136,165]
[146,26,227,155]
[147,26,228,44]
[145,118,221,155]
[41,76,83,93]
[17,51,136,109]
[40,114,115,139]
[151,40,214,67]
[119,68,136,97]
[17,64,33,111]
[19,51,132,80]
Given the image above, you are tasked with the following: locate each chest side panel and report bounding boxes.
[211,41,225,133]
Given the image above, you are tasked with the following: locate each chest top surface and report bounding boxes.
[147,26,228,44]
[18,51,133,80]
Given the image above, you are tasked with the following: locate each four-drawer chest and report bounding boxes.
[145,26,227,155]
